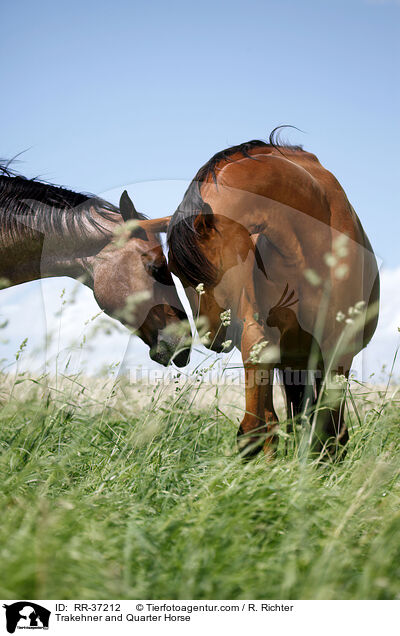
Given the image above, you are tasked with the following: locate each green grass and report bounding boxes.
[0,372,399,600]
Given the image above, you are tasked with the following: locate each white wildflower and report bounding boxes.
[345,318,354,325]
[220,309,231,326]
[333,235,349,258]
[336,311,345,322]
[334,264,349,280]
[196,283,205,295]
[200,331,212,346]
[334,374,347,386]
[112,219,141,248]
[114,290,151,322]
[221,340,232,350]
[348,300,366,317]
[324,252,338,268]
[333,234,349,250]
[336,246,349,258]
[304,269,321,286]
[249,341,269,364]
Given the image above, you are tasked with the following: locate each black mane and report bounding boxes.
[195,126,303,187]
[168,127,304,287]
[0,164,121,240]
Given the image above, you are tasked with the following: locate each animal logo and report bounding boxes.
[3,602,50,633]
[266,284,299,329]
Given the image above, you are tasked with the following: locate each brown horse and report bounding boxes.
[167,130,379,458]
[0,165,190,367]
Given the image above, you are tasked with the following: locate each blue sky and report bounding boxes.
[1,0,399,265]
[0,0,399,376]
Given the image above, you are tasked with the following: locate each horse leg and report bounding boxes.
[311,361,351,459]
[311,388,348,459]
[237,364,269,459]
[237,368,279,459]
[237,314,281,458]
[282,373,304,453]
[281,368,311,454]
[282,365,328,455]
[263,380,280,458]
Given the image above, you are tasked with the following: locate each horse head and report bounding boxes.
[168,201,256,353]
[93,191,191,367]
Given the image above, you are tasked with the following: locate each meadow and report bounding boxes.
[0,360,399,600]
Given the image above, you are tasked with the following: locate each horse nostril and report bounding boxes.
[172,347,191,368]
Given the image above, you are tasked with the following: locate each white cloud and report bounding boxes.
[352,266,400,381]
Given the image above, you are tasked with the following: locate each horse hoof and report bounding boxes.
[237,426,265,460]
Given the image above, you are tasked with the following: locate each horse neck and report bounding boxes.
[0,211,120,288]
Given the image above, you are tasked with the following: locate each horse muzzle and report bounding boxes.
[150,333,191,367]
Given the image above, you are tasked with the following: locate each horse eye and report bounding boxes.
[147,262,172,285]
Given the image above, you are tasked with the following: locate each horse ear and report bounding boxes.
[194,203,215,235]
[119,190,140,221]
